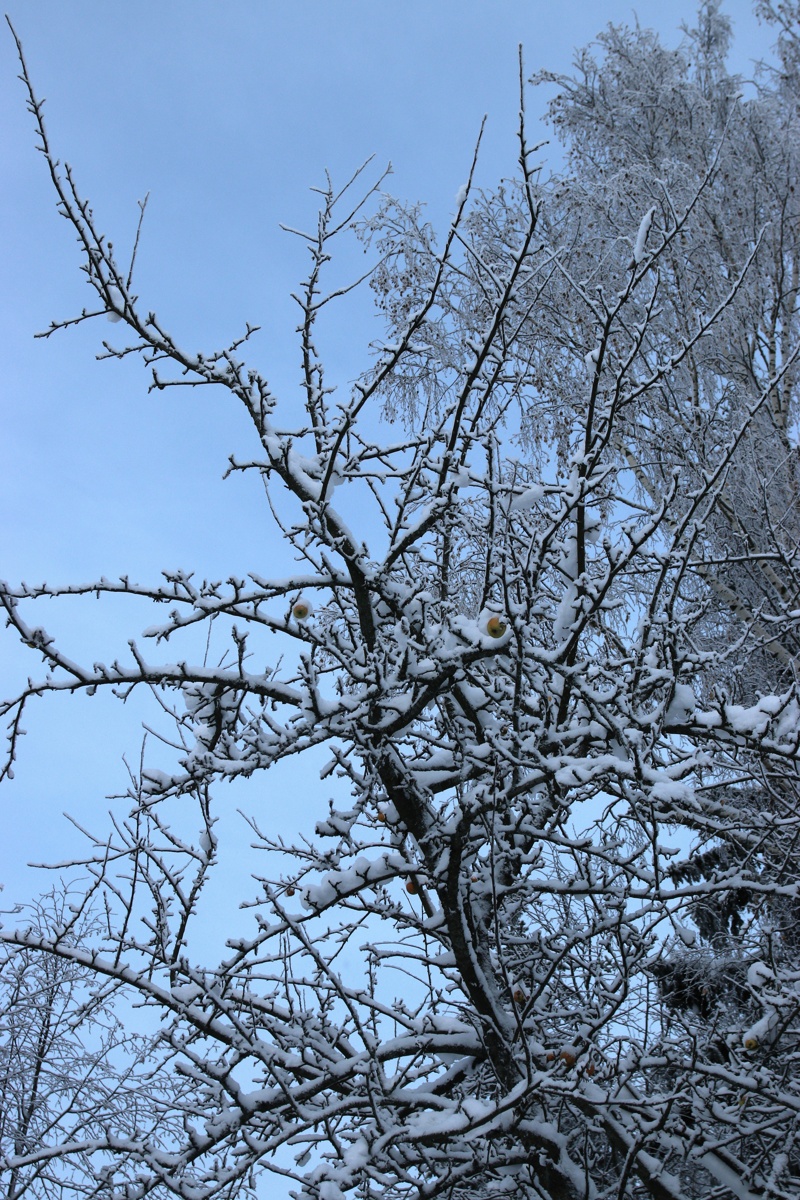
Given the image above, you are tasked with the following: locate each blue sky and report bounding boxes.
[0,1,777,913]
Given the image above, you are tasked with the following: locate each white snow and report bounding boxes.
[633,206,656,264]
[664,684,695,724]
[509,484,544,512]
[742,1011,777,1048]
[106,284,124,321]
[747,960,775,989]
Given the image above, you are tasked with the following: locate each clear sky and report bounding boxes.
[0,1,777,913]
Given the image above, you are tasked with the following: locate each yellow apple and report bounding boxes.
[486,615,507,638]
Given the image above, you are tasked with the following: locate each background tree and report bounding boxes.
[3,6,800,1199]
[0,888,175,1199]
[365,0,800,1092]
[508,0,800,1062]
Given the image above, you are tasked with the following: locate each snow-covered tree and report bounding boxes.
[551,0,800,677]
[0,889,174,1199]
[434,0,800,1077]
[4,7,800,1198]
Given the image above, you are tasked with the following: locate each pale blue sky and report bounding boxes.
[0,1,777,911]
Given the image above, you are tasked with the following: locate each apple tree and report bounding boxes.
[3,6,800,1198]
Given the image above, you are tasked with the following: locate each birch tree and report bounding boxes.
[421,0,800,1072]
[3,7,800,1199]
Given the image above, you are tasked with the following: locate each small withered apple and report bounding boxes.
[486,614,507,638]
